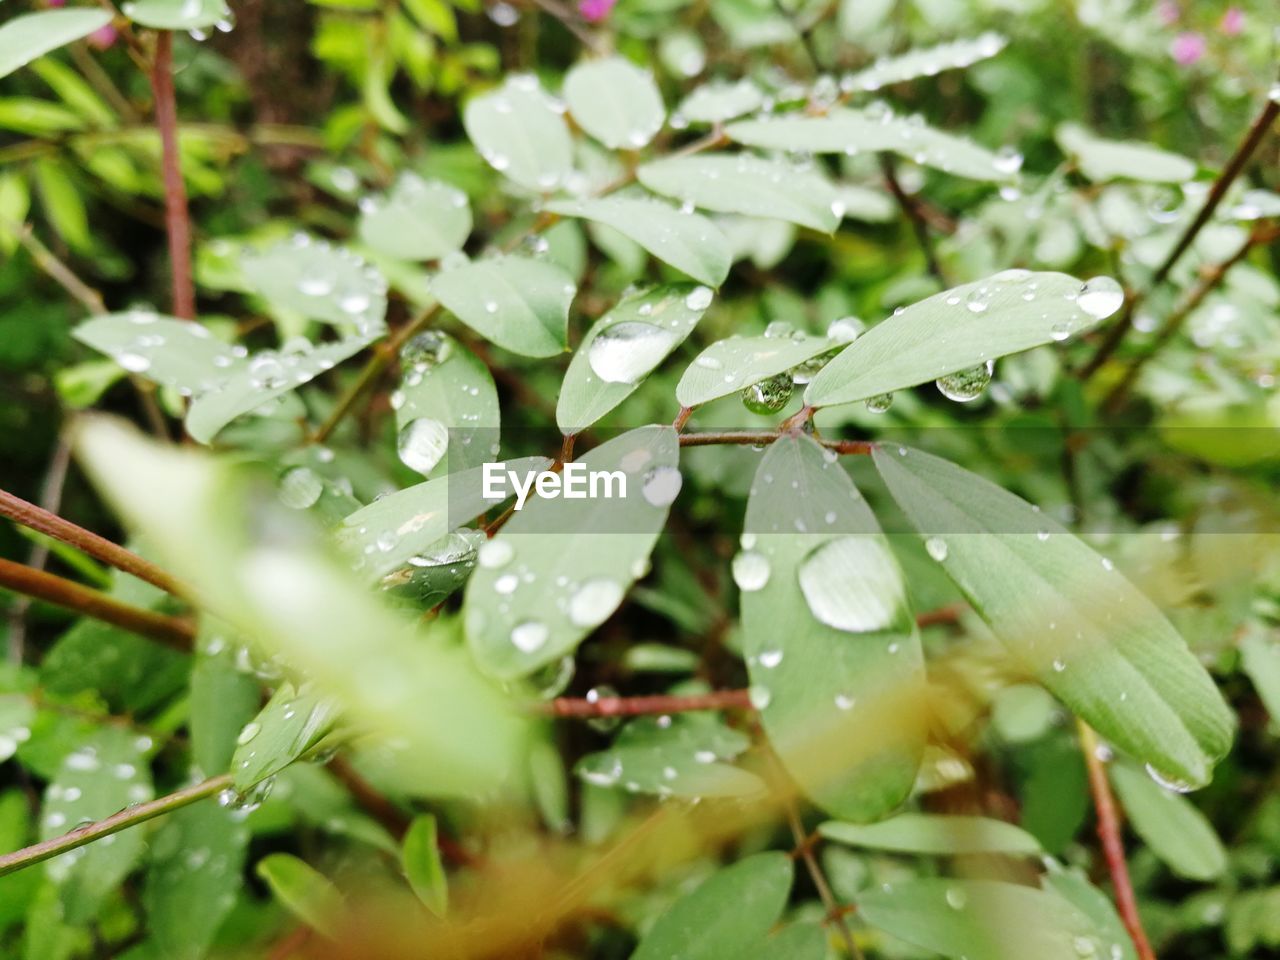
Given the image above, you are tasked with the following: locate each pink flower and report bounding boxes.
[578,0,615,22]
[1170,32,1206,66]
[1155,1,1179,25]
[1220,7,1244,35]
[87,24,117,49]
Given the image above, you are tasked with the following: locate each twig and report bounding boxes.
[544,689,753,718]
[6,440,72,666]
[677,431,873,455]
[1078,721,1157,960]
[8,222,106,314]
[0,487,187,598]
[525,0,604,53]
[0,558,193,652]
[1102,222,1277,413]
[880,154,946,286]
[1079,96,1278,378]
[0,775,231,878]
[150,32,196,320]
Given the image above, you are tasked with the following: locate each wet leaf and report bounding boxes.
[256,853,344,938]
[463,75,573,192]
[0,10,114,80]
[820,813,1041,856]
[676,330,833,408]
[430,255,575,357]
[563,56,664,150]
[357,173,472,261]
[402,814,448,916]
[1109,762,1227,881]
[1056,123,1196,183]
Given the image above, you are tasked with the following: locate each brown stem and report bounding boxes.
[881,154,946,286]
[7,221,107,314]
[677,431,873,455]
[1103,222,1277,413]
[1079,97,1278,378]
[150,32,195,320]
[1078,721,1157,960]
[672,407,692,431]
[0,487,187,598]
[0,775,230,877]
[544,689,753,718]
[0,558,193,652]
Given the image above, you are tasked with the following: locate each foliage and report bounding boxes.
[0,0,1278,958]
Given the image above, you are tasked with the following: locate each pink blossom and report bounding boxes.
[578,0,616,22]
[87,25,118,49]
[1220,7,1244,35]
[1170,32,1206,66]
[1155,1,1179,25]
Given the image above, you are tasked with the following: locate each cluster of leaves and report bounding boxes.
[1,0,1279,958]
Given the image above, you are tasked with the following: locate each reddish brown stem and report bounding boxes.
[1079,721,1157,960]
[677,431,873,455]
[0,558,193,652]
[544,689,753,718]
[881,154,946,286]
[0,487,187,598]
[150,32,195,320]
[672,407,692,431]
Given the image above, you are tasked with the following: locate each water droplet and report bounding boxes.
[827,316,863,343]
[741,373,794,414]
[834,693,856,711]
[478,539,513,568]
[297,269,334,297]
[397,418,448,475]
[1077,277,1124,320]
[936,361,993,402]
[758,648,784,668]
[946,887,968,910]
[642,466,683,507]
[279,466,323,510]
[511,620,549,653]
[236,722,261,745]
[117,352,151,373]
[684,286,714,311]
[925,537,948,561]
[993,146,1024,176]
[865,392,894,413]
[1073,936,1097,957]
[1052,658,1066,672]
[798,538,907,633]
[748,685,772,709]
[568,578,623,628]
[732,551,771,592]
[1144,763,1195,793]
[588,321,677,384]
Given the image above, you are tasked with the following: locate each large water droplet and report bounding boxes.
[236,722,261,746]
[925,537,948,561]
[1077,277,1124,319]
[684,286,714,310]
[1144,763,1196,793]
[865,392,894,413]
[279,466,323,510]
[397,418,448,475]
[478,539,513,568]
[642,466,683,507]
[936,361,993,402]
[732,551,771,591]
[741,373,793,414]
[511,620,549,653]
[588,322,677,384]
[568,578,623,628]
[797,537,907,633]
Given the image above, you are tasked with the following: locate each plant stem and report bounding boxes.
[1079,96,1278,378]
[1102,222,1277,413]
[0,774,231,878]
[0,487,187,598]
[881,154,946,286]
[150,32,196,320]
[1078,721,1157,960]
[677,431,874,455]
[0,558,193,652]
[7,221,106,313]
[544,689,753,718]
[6,440,72,665]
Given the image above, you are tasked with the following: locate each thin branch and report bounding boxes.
[6,439,72,665]
[7,221,106,314]
[525,0,604,53]
[544,689,753,718]
[1102,222,1277,413]
[0,558,193,652]
[1079,96,1278,378]
[1078,721,1157,960]
[677,431,874,455]
[880,154,947,286]
[311,305,438,444]
[0,775,231,878]
[0,487,187,598]
[150,32,196,320]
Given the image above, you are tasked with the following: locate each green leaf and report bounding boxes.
[255,854,344,938]
[190,620,261,776]
[394,331,499,476]
[528,737,571,832]
[0,694,33,763]
[576,711,764,798]
[557,284,712,434]
[336,456,551,581]
[1239,625,1280,725]
[230,683,338,792]
[33,158,90,251]
[676,79,764,125]
[40,727,153,923]
[820,814,1041,856]
[727,108,1016,182]
[143,801,248,960]
[631,852,793,960]
[241,236,388,331]
[842,33,1006,92]
[835,184,896,223]
[402,815,448,916]
[185,333,378,444]
[546,197,731,287]
[872,445,1234,789]
[563,56,665,150]
[741,435,924,820]
[1108,762,1227,881]
[857,878,1127,960]
[76,418,532,802]
[357,173,472,261]
[73,312,241,394]
[463,75,573,192]
[121,0,231,30]
[0,10,114,81]
[676,330,834,408]
[638,154,841,232]
[745,922,829,960]
[1040,868,1137,960]
[805,271,1121,409]
[1056,123,1196,184]
[430,255,574,357]
[464,426,681,679]
[40,617,187,715]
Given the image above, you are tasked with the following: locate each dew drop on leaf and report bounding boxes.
[797,537,907,633]
[732,550,771,592]
[397,418,449,475]
[567,578,624,628]
[1077,276,1124,319]
[278,466,323,510]
[642,466,683,507]
[925,537,948,561]
[588,321,677,384]
[865,392,894,413]
[511,620,549,653]
[936,361,993,402]
[478,539,514,569]
[741,373,793,414]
